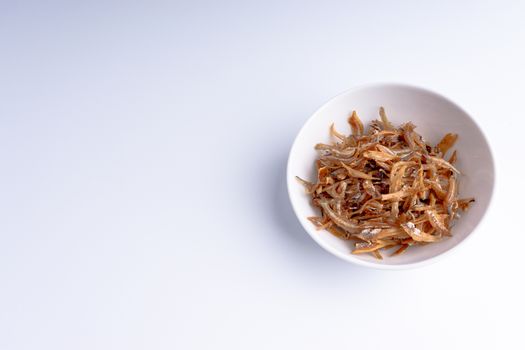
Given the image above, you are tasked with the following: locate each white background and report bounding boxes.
[1,1,524,349]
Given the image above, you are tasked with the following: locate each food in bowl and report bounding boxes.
[296,107,475,259]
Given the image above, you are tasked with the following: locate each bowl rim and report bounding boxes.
[286,82,496,270]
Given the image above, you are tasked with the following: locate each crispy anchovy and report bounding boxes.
[379,106,394,130]
[448,150,457,164]
[381,189,414,201]
[352,241,389,254]
[330,123,346,141]
[402,123,417,150]
[427,156,461,174]
[325,181,347,199]
[376,144,396,156]
[400,222,441,242]
[362,179,381,198]
[457,197,475,211]
[363,150,398,162]
[340,162,375,180]
[425,210,450,235]
[391,244,409,256]
[295,176,316,193]
[319,200,361,233]
[348,110,364,135]
[437,133,458,155]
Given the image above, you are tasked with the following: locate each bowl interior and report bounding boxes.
[287,84,494,268]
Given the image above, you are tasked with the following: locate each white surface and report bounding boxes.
[0,1,524,349]
[288,84,495,268]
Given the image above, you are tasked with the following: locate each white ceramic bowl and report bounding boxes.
[287,83,495,269]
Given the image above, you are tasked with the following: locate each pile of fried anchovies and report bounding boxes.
[297,107,474,259]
